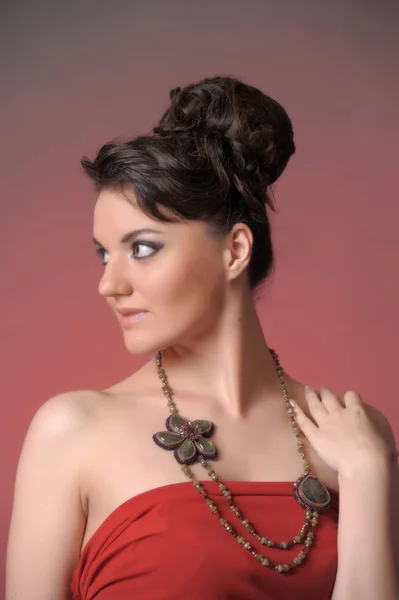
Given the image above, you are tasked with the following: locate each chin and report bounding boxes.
[122,334,160,356]
[120,326,173,357]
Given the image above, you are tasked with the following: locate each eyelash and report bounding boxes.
[95,242,161,265]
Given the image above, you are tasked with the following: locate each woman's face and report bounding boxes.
[93,188,231,355]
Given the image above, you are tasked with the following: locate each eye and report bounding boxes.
[130,242,160,259]
[95,246,109,265]
[95,242,160,266]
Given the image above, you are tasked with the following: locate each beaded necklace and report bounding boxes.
[153,348,331,574]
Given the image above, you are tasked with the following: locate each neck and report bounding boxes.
[157,287,286,418]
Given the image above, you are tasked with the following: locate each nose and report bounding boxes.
[98,257,133,298]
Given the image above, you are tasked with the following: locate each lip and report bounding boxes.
[116,307,147,316]
[116,309,149,327]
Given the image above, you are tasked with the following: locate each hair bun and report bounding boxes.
[154,83,231,137]
[169,87,181,100]
[154,76,295,187]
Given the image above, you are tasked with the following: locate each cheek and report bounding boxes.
[149,250,224,310]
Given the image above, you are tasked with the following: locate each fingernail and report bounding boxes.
[305,385,314,394]
[289,399,296,408]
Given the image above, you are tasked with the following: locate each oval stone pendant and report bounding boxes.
[293,474,331,513]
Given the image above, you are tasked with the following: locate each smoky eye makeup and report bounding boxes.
[94,241,163,265]
[130,241,163,259]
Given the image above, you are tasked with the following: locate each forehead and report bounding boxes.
[92,188,212,245]
[93,187,169,240]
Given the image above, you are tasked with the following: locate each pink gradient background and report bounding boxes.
[1,1,398,591]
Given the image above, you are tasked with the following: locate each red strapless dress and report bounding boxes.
[71,481,338,599]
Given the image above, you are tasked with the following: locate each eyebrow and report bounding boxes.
[93,228,164,247]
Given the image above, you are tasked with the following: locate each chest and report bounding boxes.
[82,395,338,531]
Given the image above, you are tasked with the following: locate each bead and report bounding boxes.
[154,347,324,575]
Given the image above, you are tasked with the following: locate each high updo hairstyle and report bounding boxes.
[81,76,295,292]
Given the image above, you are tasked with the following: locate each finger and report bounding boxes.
[290,399,319,441]
[319,386,343,413]
[304,386,328,424]
[343,390,363,409]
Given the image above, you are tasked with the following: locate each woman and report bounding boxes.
[6,76,398,599]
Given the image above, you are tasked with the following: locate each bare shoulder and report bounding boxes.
[6,389,107,600]
[18,389,110,462]
[30,388,107,433]
[16,389,107,485]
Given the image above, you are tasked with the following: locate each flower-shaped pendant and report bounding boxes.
[153,413,217,465]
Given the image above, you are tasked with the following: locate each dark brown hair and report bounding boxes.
[81,76,295,291]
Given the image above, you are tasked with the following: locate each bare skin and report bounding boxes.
[79,364,339,553]
[6,188,397,599]
[79,188,339,551]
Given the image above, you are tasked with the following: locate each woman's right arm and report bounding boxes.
[6,393,90,600]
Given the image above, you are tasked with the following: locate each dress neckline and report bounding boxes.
[79,479,339,559]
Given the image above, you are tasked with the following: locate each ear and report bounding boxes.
[224,223,253,282]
